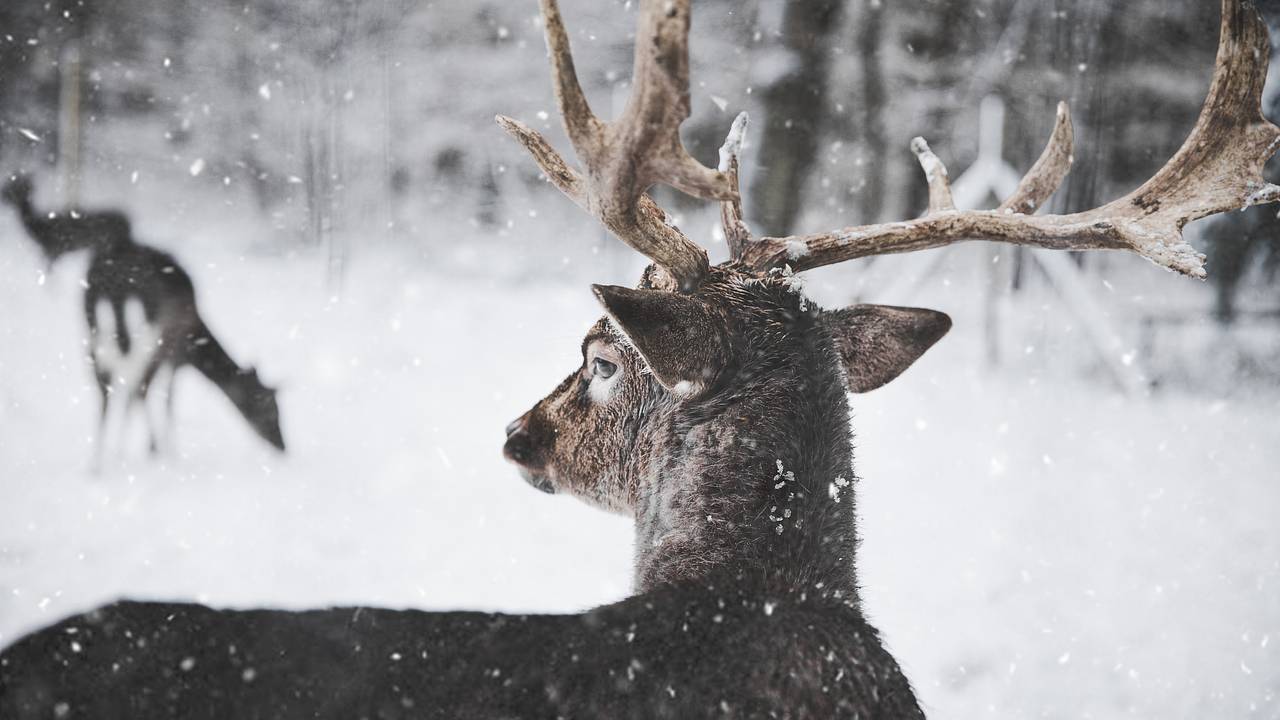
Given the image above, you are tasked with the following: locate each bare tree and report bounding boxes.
[853,0,887,224]
[748,0,846,236]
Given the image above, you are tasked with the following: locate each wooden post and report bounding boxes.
[59,41,83,208]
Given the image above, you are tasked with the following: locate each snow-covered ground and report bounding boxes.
[1,226,1277,718]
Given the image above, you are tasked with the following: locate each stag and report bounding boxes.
[496,0,1277,661]
[2,0,1276,717]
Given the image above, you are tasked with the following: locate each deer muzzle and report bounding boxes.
[502,414,555,494]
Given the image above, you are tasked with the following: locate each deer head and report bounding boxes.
[1,174,33,208]
[500,0,1279,594]
[503,260,949,502]
[504,263,949,593]
[225,367,285,452]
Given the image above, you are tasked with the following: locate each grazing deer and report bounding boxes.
[83,234,286,461]
[2,175,285,463]
[2,0,1276,717]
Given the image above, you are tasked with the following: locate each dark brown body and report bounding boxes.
[1,583,919,720]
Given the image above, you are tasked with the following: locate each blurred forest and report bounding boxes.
[1,0,1279,385]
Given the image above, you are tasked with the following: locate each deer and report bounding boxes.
[2,174,285,466]
[2,0,1276,717]
[1,174,132,263]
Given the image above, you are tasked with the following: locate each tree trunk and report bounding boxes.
[854,0,885,225]
[748,0,846,237]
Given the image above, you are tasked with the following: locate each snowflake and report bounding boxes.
[769,265,809,311]
[828,476,850,503]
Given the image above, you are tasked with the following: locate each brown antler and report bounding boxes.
[738,0,1280,279]
[497,0,738,292]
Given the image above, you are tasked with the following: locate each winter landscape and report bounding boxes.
[2,0,1279,717]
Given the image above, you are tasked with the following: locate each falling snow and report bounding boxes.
[0,1,1277,718]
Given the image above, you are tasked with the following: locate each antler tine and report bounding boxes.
[499,0,740,292]
[719,112,753,260]
[741,0,1280,280]
[1095,0,1280,229]
[909,137,957,214]
[539,0,603,158]
[495,115,587,209]
[620,0,738,203]
[999,101,1074,215]
[497,115,707,286]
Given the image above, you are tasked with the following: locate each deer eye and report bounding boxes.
[592,357,618,379]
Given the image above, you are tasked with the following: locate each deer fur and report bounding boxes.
[0,582,916,719]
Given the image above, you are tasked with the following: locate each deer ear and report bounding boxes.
[592,284,728,397]
[825,304,951,393]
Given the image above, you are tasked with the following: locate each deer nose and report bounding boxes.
[504,432,532,465]
[505,416,526,438]
[503,416,536,466]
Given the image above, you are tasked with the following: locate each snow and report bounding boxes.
[717,112,749,173]
[784,239,810,260]
[855,361,1280,716]
[1244,181,1280,209]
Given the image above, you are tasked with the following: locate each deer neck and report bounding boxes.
[630,320,861,605]
[13,196,49,247]
[186,326,249,401]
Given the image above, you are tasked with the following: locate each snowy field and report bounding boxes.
[1,221,1278,718]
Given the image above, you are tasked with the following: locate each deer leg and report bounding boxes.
[89,371,110,475]
[95,380,136,469]
[139,387,159,456]
[138,360,164,457]
[88,299,121,473]
[105,296,161,460]
[163,366,178,454]
[116,389,141,461]
[143,363,176,457]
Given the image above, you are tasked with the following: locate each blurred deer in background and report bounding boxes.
[2,0,1277,717]
[2,174,284,467]
[2,175,131,262]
